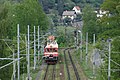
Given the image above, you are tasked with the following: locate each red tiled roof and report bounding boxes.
[75,6,80,10]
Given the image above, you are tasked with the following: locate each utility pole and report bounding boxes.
[81,32,82,61]
[79,30,82,62]
[17,24,20,80]
[38,26,40,61]
[108,39,111,80]
[34,26,36,70]
[74,30,77,48]
[13,45,16,80]
[86,32,88,64]
[65,23,67,46]
[77,30,82,62]
[25,35,27,63]
[27,25,30,80]
[76,30,78,50]
[93,34,95,77]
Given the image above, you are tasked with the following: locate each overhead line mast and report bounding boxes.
[17,24,20,80]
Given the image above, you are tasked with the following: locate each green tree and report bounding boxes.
[0,2,14,79]
[101,0,120,30]
[57,0,64,15]
[97,0,120,79]
[0,0,49,79]
[98,0,120,41]
[41,0,56,13]
[10,0,49,34]
[82,5,98,42]
[63,1,75,11]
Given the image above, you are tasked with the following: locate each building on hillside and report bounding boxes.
[62,11,76,20]
[72,6,82,14]
[94,9,109,18]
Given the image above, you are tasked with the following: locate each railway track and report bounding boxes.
[68,50,80,80]
[43,64,49,80]
[36,48,81,80]
[64,49,71,80]
[64,49,81,80]
[43,64,56,80]
[52,64,56,80]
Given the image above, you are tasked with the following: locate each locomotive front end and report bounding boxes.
[43,36,58,64]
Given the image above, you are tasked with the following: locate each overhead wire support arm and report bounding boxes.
[3,39,14,53]
[0,58,16,60]
[0,57,23,70]
[102,50,120,67]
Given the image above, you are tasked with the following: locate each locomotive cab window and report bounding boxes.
[50,48,53,52]
[53,48,58,52]
[45,48,50,52]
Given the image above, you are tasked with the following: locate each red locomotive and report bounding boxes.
[43,36,58,64]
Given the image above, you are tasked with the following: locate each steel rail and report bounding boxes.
[52,64,56,80]
[68,50,80,80]
[43,65,49,80]
[64,49,71,80]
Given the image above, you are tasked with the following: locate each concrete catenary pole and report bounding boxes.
[17,24,20,80]
[77,30,78,50]
[34,26,36,70]
[27,25,30,79]
[38,26,40,61]
[78,30,82,62]
[93,34,95,77]
[108,39,111,80]
[81,31,82,61]
[13,46,16,80]
[86,32,88,64]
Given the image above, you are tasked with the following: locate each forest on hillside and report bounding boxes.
[82,0,120,80]
[39,0,104,27]
[39,0,104,15]
[0,0,120,80]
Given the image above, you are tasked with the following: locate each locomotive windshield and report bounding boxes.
[45,48,58,52]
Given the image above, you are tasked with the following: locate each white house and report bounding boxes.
[62,11,76,20]
[95,9,109,18]
[72,6,81,14]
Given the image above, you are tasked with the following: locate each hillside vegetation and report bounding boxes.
[82,0,120,80]
[40,0,103,14]
[0,0,49,79]
[0,0,120,80]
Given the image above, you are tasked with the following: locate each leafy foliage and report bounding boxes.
[96,0,120,79]
[40,0,103,15]
[82,5,98,42]
[0,0,49,79]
